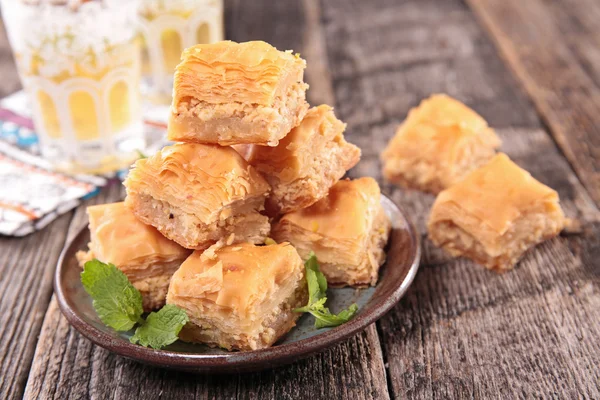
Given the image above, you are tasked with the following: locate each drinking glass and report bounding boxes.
[1,0,144,174]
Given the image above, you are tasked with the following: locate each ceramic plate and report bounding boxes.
[55,195,421,373]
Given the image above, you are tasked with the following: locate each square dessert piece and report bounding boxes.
[166,243,307,351]
[124,143,271,250]
[76,202,192,311]
[381,94,501,193]
[271,177,391,287]
[169,40,309,146]
[428,153,565,272]
[245,105,361,215]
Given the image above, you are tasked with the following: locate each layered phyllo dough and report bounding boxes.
[124,143,271,250]
[166,243,307,351]
[244,105,361,215]
[76,202,192,311]
[381,94,501,193]
[272,177,391,287]
[428,153,565,272]
[168,40,309,146]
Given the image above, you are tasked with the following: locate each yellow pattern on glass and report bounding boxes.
[109,81,131,133]
[22,41,139,83]
[69,91,99,140]
[161,29,182,73]
[37,90,61,139]
[139,34,153,76]
[196,23,210,44]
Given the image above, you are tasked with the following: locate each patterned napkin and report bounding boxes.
[0,90,170,236]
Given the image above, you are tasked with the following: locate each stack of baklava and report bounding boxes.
[78,41,392,351]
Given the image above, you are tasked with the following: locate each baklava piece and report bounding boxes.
[381,94,501,193]
[272,177,391,287]
[124,143,271,250]
[76,202,191,311]
[169,40,309,146]
[166,243,307,351]
[427,153,565,272]
[245,105,361,215]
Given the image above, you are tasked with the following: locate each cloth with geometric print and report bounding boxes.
[0,141,105,236]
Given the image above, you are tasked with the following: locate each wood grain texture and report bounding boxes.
[0,17,47,400]
[0,20,21,97]
[21,183,123,400]
[22,1,391,399]
[2,0,599,398]
[467,0,600,206]
[25,305,389,400]
[0,213,73,400]
[320,0,600,398]
[302,0,336,107]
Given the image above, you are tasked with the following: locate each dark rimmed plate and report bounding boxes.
[54,195,421,373]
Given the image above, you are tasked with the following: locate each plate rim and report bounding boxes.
[54,194,421,371]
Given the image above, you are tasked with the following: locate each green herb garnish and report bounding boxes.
[81,260,188,349]
[294,253,358,328]
[81,259,144,331]
[130,305,189,349]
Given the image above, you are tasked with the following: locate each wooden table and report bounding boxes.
[1,0,599,398]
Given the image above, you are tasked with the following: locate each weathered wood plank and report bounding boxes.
[0,16,61,400]
[20,183,123,400]
[22,1,391,399]
[323,0,541,134]
[0,18,58,399]
[466,0,600,206]
[0,20,22,97]
[26,302,389,400]
[301,0,336,107]
[321,0,600,398]
[0,213,73,400]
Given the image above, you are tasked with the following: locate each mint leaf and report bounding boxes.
[295,295,327,314]
[312,303,359,328]
[81,259,190,349]
[294,253,359,328]
[305,252,327,295]
[295,253,324,312]
[81,260,143,331]
[305,264,323,306]
[130,305,189,349]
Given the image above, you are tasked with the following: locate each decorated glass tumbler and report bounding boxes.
[138,0,224,104]
[1,0,144,174]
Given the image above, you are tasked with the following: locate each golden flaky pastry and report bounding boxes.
[272,178,391,287]
[166,243,307,351]
[381,94,501,193]
[428,153,565,272]
[76,202,191,311]
[168,40,309,146]
[244,105,361,215]
[124,143,271,250]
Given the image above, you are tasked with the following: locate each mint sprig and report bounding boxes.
[81,259,188,349]
[294,252,358,328]
[81,259,144,331]
[130,305,189,349]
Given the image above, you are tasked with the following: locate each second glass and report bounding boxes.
[138,0,224,104]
